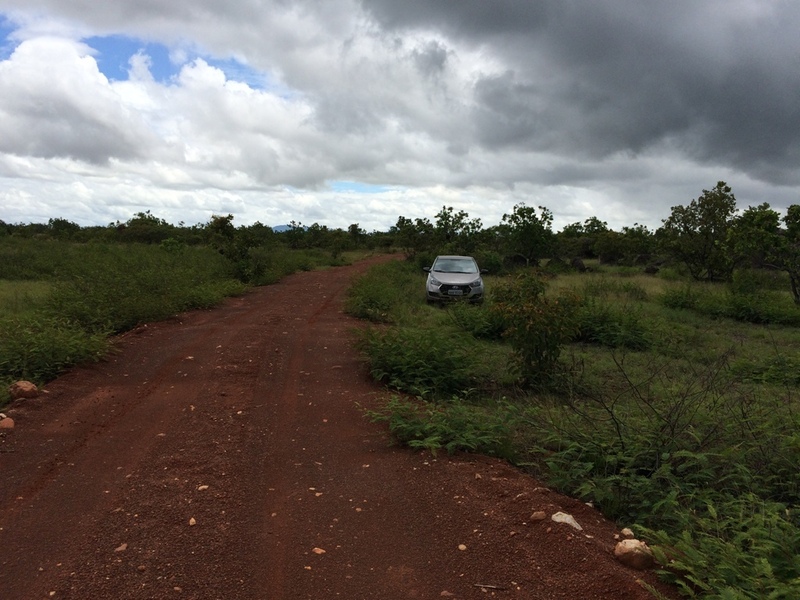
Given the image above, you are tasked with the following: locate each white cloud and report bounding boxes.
[0,0,799,233]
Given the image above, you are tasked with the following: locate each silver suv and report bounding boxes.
[423,255,486,304]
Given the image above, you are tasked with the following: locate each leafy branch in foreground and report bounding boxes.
[366,396,517,460]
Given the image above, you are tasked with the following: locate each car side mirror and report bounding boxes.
[422,266,431,272]
[480,268,489,274]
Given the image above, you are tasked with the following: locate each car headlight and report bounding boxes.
[469,279,483,288]
[429,276,442,286]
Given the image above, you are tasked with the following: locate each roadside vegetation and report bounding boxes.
[0,213,383,405]
[348,185,800,599]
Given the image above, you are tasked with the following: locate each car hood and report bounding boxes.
[429,272,480,285]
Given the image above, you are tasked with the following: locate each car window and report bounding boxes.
[433,258,478,274]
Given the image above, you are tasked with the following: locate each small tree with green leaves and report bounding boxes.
[490,271,579,387]
[659,182,738,281]
[433,206,483,255]
[391,215,435,258]
[730,203,800,304]
[499,203,554,267]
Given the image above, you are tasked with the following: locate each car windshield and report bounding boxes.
[433,258,478,274]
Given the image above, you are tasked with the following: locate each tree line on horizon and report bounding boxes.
[3,181,800,301]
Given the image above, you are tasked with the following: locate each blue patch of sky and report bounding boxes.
[329,181,393,194]
[84,35,177,83]
[0,17,18,60]
[84,34,286,94]
[205,56,268,89]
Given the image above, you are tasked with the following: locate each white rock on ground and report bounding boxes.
[614,539,655,570]
[8,381,39,400]
[550,511,583,531]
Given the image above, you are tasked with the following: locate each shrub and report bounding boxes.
[490,271,580,386]
[473,250,504,275]
[0,315,107,383]
[644,495,800,599]
[367,396,517,459]
[46,244,242,332]
[574,298,651,350]
[447,301,505,340]
[660,285,698,310]
[355,327,475,398]
[731,354,800,386]
[345,260,418,323]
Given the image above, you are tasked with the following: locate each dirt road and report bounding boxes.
[0,255,677,599]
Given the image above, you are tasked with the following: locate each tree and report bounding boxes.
[730,203,800,303]
[500,203,554,267]
[238,221,276,249]
[659,182,738,281]
[556,217,608,259]
[782,205,800,303]
[283,220,306,249]
[115,211,176,244]
[433,206,483,254]
[347,223,366,248]
[390,215,434,258]
[47,218,81,240]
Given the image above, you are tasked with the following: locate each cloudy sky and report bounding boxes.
[0,1,798,232]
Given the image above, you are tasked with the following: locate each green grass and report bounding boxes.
[348,259,800,599]
[0,280,51,317]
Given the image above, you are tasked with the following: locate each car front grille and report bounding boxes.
[440,284,471,294]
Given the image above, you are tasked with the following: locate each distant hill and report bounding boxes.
[272,224,291,232]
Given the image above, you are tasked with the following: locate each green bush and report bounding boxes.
[644,495,800,599]
[490,271,580,386]
[355,327,475,398]
[731,354,800,386]
[447,301,505,340]
[0,238,74,280]
[345,260,419,323]
[660,285,699,310]
[473,250,504,275]
[660,279,800,326]
[243,246,340,286]
[0,315,107,384]
[574,298,651,350]
[46,244,243,332]
[367,396,517,459]
[731,268,788,294]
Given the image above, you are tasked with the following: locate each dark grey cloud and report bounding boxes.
[412,39,448,78]
[363,0,800,185]
[0,97,146,164]
[360,0,553,37]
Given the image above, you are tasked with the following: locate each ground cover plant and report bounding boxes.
[348,257,800,599]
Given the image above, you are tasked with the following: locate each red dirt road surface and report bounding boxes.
[1,256,679,599]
